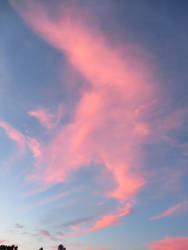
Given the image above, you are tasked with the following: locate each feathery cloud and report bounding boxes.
[9,0,158,233]
[150,201,188,220]
[28,105,63,130]
[0,120,26,152]
[148,237,188,250]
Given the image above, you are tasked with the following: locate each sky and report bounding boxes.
[0,0,188,249]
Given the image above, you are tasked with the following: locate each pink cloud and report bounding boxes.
[150,201,188,220]
[39,230,50,237]
[62,203,131,237]
[0,120,41,155]
[10,0,159,232]
[85,203,131,233]
[0,120,27,171]
[63,217,93,228]
[0,120,43,162]
[28,105,63,130]
[0,120,26,152]
[148,237,188,250]
[11,0,154,187]
[26,136,41,158]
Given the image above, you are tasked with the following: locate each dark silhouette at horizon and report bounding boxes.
[58,245,66,250]
[0,245,66,250]
[0,246,18,250]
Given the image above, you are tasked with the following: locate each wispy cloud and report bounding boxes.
[0,120,43,171]
[26,136,41,158]
[148,237,188,250]
[39,230,51,237]
[25,191,70,211]
[9,0,187,236]
[0,120,26,152]
[85,203,131,233]
[9,0,157,233]
[62,217,93,228]
[28,105,63,130]
[0,120,27,171]
[10,0,155,194]
[150,201,188,220]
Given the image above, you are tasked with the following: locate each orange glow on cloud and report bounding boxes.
[150,201,188,220]
[148,237,188,250]
[10,0,158,232]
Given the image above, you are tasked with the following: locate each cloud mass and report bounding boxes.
[9,0,158,234]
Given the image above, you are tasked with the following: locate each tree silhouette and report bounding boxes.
[0,244,66,249]
[0,245,18,250]
[58,244,66,250]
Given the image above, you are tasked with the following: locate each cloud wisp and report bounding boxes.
[28,105,64,130]
[0,120,26,153]
[148,237,188,250]
[24,191,70,212]
[0,120,42,160]
[85,203,131,233]
[0,120,26,172]
[150,201,188,220]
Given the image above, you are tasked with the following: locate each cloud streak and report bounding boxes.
[0,120,26,152]
[0,120,42,160]
[25,191,70,211]
[85,203,131,233]
[150,201,188,220]
[39,230,50,237]
[148,237,188,250]
[62,217,93,228]
[28,105,63,130]
[0,120,27,171]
